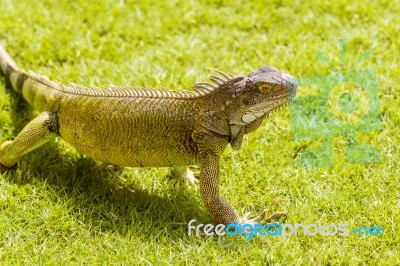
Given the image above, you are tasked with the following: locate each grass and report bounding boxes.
[0,0,399,265]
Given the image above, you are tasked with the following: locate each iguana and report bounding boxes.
[0,45,297,225]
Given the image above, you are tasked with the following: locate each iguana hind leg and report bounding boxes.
[0,111,58,172]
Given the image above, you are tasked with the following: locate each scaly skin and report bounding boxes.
[0,45,297,225]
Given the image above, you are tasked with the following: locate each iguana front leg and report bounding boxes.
[199,152,286,225]
[199,152,239,224]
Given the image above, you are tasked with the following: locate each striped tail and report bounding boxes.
[0,45,28,95]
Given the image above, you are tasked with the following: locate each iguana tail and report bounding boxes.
[0,45,53,111]
[0,44,24,94]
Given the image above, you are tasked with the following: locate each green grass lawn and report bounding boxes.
[0,0,399,265]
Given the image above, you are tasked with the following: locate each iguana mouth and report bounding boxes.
[248,96,288,113]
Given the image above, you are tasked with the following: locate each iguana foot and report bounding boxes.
[239,210,287,225]
[172,166,199,185]
[188,166,200,178]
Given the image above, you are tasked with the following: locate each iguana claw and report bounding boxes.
[265,212,287,224]
[239,210,287,225]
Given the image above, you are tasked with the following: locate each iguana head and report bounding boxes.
[237,65,297,124]
[200,66,296,128]
[193,66,297,148]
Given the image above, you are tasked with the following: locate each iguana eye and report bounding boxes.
[258,84,273,93]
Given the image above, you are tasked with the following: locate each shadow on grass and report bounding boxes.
[3,83,206,240]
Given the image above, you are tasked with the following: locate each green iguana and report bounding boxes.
[0,45,297,225]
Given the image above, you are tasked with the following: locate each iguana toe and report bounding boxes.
[172,166,199,185]
[188,166,200,178]
[264,212,287,224]
[185,170,199,184]
[239,210,287,225]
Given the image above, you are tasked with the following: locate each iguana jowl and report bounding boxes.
[0,45,297,225]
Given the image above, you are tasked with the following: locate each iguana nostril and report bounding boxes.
[286,77,298,92]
